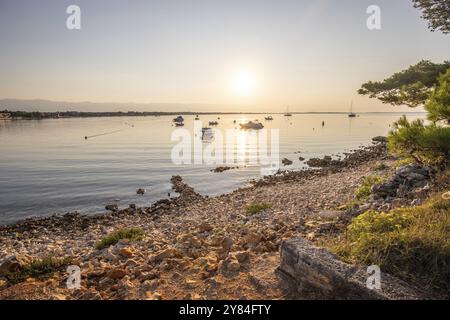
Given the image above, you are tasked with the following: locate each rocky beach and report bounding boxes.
[0,141,442,300]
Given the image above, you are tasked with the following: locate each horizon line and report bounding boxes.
[1,109,427,115]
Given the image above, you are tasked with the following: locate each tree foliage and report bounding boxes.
[413,0,450,34]
[425,68,450,123]
[358,60,450,107]
[388,116,450,166]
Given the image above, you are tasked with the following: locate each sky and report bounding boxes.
[0,0,449,112]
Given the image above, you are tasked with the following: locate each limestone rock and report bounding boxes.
[278,238,429,300]
[107,268,127,279]
[0,256,26,275]
[145,291,162,300]
[119,247,133,258]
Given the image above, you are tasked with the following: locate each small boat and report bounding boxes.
[0,112,11,120]
[240,121,264,130]
[348,101,356,118]
[265,116,274,121]
[284,106,292,117]
[173,116,184,123]
[209,121,219,126]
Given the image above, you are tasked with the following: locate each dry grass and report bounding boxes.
[329,194,450,295]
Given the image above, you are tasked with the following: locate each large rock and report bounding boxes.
[371,164,432,201]
[307,156,335,168]
[0,256,27,275]
[277,238,428,300]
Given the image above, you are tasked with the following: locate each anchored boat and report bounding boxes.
[240,120,264,130]
[284,106,292,117]
[348,101,357,118]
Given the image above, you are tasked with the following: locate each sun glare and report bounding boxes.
[230,69,255,97]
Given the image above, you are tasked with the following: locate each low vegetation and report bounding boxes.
[336,175,387,211]
[6,256,72,284]
[388,116,450,167]
[95,227,144,250]
[245,202,272,215]
[394,157,415,168]
[355,175,387,201]
[330,195,450,295]
[373,162,389,171]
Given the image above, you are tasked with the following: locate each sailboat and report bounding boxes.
[284,106,292,117]
[348,101,356,118]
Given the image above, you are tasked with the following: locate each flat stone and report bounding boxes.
[107,268,127,279]
[0,256,25,275]
[277,238,429,300]
[119,247,133,258]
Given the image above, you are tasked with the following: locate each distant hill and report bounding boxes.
[0,99,218,113]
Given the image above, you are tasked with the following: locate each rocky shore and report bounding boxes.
[0,141,436,300]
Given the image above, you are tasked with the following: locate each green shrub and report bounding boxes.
[374,162,389,171]
[6,256,72,284]
[388,116,450,167]
[96,227,144,250]
[331,196,450,294]
[245,202,272,215]
[394,157,415,168]
[355,175,387,201]
[426,69,450,123]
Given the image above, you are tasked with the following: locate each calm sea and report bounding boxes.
[0,113,425,224]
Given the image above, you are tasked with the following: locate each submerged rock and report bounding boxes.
[210,166,238,173]
[307,156,334,168]
[372,136,388,143]
[105,204,118,212]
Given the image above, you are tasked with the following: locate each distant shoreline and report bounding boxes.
[0,110,427,120]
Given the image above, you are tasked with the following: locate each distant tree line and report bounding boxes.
[0,110,259,119]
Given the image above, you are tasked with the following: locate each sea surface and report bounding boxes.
[0,113,425,224]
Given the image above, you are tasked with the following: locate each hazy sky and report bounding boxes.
[0,0,449,112]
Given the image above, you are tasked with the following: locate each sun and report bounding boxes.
[230,69,256,97]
